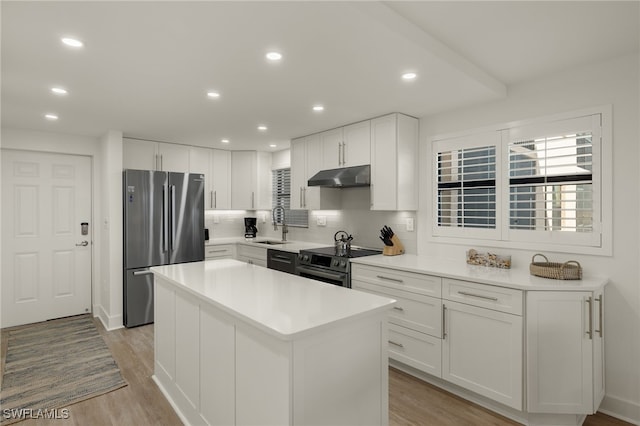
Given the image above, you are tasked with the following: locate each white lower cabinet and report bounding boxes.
[526,290,605,415]
[388,323,442,377]
[351,264,443,378]
[154,275,389,426]
[200,304,235,425]
[441,299,523,410]
[235,244,267,267]
[205,244,235,260]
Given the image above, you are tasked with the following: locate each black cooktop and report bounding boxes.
[302,246,382,258]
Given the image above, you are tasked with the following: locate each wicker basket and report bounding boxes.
[529,254,582,280]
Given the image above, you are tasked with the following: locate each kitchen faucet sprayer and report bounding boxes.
[272,205,288,241]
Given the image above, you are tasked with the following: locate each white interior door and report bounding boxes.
[2,150,92,328]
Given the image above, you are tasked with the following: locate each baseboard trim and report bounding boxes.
[93,304,123,331]
[599,395,640,425]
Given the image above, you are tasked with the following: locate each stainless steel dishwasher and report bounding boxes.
[266,249,298,275]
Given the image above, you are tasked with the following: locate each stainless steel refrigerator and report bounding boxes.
[123,169,204,327]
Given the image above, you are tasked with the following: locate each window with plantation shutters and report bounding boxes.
[506,114,600,246]
[272,168,308,227]
[431,110,604,250]
[433,132,501,240]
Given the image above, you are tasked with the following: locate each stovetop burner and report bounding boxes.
[302,246,382,258]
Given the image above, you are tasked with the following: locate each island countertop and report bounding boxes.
[151,259,396,340]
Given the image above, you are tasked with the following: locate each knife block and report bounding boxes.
[383,235,405,256]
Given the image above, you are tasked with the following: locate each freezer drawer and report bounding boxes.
[124,267,154,327]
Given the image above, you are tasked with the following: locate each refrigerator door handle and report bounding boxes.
[163,184,169,252]
[170,185,176,251]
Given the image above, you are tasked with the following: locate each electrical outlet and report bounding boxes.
[317,215,327,226]
[213,215,220,224]
[406,218,414,232]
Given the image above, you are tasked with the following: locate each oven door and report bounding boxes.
[297,265,349,288]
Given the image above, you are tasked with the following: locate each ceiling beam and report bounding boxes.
[351,2,507,98]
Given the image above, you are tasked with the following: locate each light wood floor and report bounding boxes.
[1,317,631,426]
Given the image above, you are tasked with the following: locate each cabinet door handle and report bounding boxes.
[300,187,304,208]
[214,190,217,209]
[457,291,498,302]
[210,190,214,209]
[442,304,447,339]
[160,154,164,171]
[376,275,403,283]
[586,296,593,339]
[133,270,154,276]
[388,340,404,348]
[392,306,404,312]
[303,187,307,208]
[342,142,346,166]
[595,294,603,337]
[155,154,158,170]
[338,142,342,166]
[251,192,255,209]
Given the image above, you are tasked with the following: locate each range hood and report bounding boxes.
[307,165,370,188]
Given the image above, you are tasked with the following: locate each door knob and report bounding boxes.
[75,241,89,247]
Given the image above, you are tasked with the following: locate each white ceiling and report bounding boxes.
[2,1,638,151]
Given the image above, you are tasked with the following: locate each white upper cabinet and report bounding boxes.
[157,142,190,172]
[123,138,189,172]
[231,151,271,210]
[123,138,157,170]
[342,120,371,167]
[319,128,343,170]
[211,149,231,210]
[320,121,371,170]
[290,135,340,210]
[371,113,418,211]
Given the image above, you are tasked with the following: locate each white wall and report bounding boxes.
[98,131,123,330]
[418,53,640,423]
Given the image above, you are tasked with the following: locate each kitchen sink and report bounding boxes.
[255,240,290,245]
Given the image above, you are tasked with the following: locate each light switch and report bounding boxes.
[406,218,414,232]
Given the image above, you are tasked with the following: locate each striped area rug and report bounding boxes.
[0,315,127,425]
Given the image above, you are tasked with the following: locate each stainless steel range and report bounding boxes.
[297,246,382,288]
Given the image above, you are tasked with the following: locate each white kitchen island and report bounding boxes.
[151,259,396,426]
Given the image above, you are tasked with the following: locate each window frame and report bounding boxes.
[428,106,612,256]
[272,167,308,228]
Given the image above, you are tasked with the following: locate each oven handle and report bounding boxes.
[297,266,347,281]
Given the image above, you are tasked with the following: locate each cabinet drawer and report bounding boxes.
[353,281,442,338]
[236,244,267,261]
[388,324,441,377]
[205,244,234,259]
[442,279,522,315]
[351,264,441,297]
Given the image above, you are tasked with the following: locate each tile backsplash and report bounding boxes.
[205,187,417,254]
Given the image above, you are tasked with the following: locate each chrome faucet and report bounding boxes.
[272,205,288,242]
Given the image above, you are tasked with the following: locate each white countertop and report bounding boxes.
[351,254,608,291]
[206,237,326,253]
[151,259,396,340]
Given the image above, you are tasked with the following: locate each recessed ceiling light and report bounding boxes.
[221,139,230,144]
[312,105,324,112]
[266,52,282,61]
[257,125,268,131]
[269,144,277,148]
[207,91,220,98]
[402,72,417,80]
[45,113,59,120]
[51,87,68,95]
[61,37,83,48]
